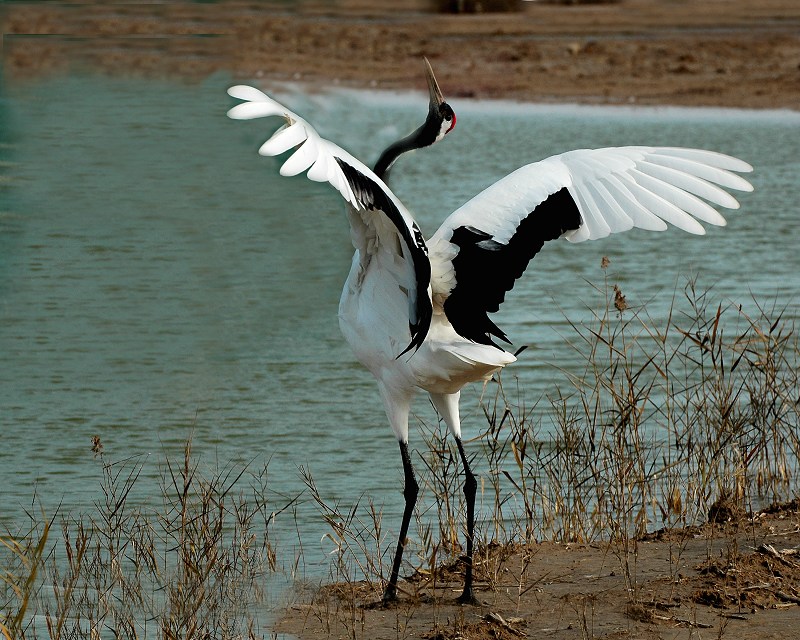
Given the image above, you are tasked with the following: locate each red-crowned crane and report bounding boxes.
[226,60,753,605]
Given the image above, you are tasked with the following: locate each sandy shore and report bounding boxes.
[276,502,800,639]
[2,0,799,109]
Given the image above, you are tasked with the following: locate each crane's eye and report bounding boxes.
[440,103,456,133]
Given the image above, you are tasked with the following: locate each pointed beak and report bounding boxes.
[424,57,445,108]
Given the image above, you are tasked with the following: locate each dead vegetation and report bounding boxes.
[1,440,286,639]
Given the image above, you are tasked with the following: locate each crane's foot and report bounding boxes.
[456,587,480,606]
[381,586,399,607]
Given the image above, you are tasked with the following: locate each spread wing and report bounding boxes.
[227,85,432,354]
[428,146,753,346]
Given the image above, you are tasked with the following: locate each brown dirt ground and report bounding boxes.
[2,0,799,109]
[276,501,800,639]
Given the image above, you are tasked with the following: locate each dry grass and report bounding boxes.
[1,439,285,640]
[1,520,50,640]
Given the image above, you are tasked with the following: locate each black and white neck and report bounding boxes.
[374,58,456,181]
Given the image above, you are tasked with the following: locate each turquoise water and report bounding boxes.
[1,75,798,579]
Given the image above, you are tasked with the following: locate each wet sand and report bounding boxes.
[276,502,800,639]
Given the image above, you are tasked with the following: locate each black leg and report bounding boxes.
[383,440,418,603]
[455,437,479,605]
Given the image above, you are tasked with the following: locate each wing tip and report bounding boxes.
[227,84,267,100]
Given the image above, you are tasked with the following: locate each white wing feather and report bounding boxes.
[429,145,752,299]
[558,147,752,241]
[431,146,752,246]
[228,85,360,210]
[227,85,427,238]
[228,85,433,354]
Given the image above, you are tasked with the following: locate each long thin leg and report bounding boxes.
[455,437,478,605]
[430,392,480,605]
[383,440,418,603]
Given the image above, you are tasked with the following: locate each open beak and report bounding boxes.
[424,57,445,108]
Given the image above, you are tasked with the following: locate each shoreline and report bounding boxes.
[275,501,800,640]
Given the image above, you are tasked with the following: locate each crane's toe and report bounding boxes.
[456,587,481,606]
[380,587,400,607]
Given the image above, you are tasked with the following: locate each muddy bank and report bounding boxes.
[2,0,799,109]
[277,502,800,639]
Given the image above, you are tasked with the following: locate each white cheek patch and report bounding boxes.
[435,118,452,143]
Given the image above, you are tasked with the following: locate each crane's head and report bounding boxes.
[373,58,456,180]
[424,57,456,143]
